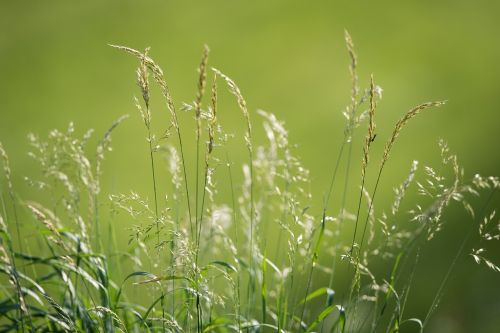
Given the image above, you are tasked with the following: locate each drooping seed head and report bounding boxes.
[381,101,446,169]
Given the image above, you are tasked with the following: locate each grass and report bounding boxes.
[0,32,499,332]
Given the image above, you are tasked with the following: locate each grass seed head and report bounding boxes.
[381,101,446,169]
[361,75,377,177]
[196,44,210,120]
[136,47,151,108]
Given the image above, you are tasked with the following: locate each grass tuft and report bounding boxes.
[0,37,497,333]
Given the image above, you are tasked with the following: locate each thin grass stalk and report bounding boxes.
[136,48,160,245]
[420,187,497,331]
[326,140,349,290]
[247,156,255,319]
[372,231,424,331]
[323,140,354,333]
[350,75,377,254]
[338,76,377,321]
[297,140,345,333]
[396,249,420,328]
[226,150,242,332]
[298,213,326,331]
[421,232,468,331]
[150,144,166,333]
[176,121,194,238]
[193,54,211,333]
[110,44,194,237]
[170,204,178,321]
[93,192,102,253]
[195,45,209,260]
[135,48,167,332]
[195,49,212,263]
[344,77,377,323]
[327,30,359,290]
[296,32,360,331]
[169,151,183,321]
[325,142,346,220]
[261,251,268,324]
[284,239,301,331]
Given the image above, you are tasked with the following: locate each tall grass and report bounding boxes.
[0,34,499,333]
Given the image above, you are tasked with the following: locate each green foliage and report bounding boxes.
[0,35,499,333]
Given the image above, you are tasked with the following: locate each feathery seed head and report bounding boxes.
[110,44,179,129]
[136,47,150,108]
[208,72,218,155]
[381,101,446,169]
[212,68,253,153]
[196,45,210,120]
[361,75,378,177]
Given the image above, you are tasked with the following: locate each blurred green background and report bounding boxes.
[1,1,500,332]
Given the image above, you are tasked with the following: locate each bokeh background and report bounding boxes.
[1,1,500,332]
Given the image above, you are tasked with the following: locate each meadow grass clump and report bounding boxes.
[0,33,499,332]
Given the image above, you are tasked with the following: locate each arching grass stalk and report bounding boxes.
[346,100,445,324]
[110,44,194,237]
[358,101,446,254]
[212,68,255,318]
[131,48,160,245]
[134,48,167,331]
